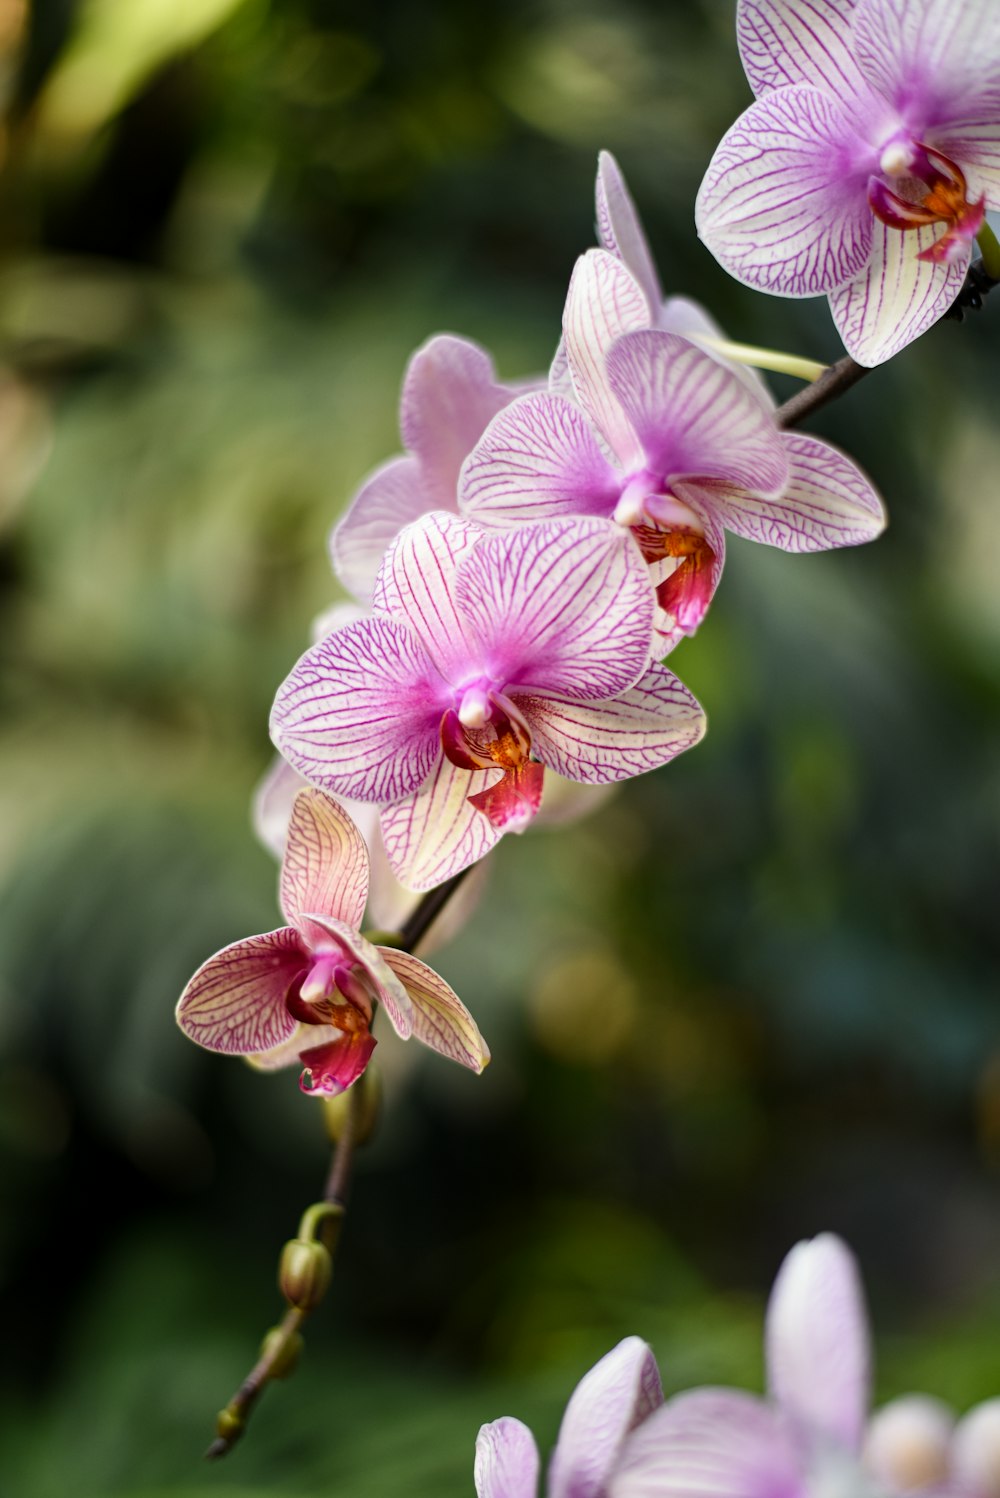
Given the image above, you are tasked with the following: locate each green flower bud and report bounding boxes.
[323,1065,381,1146]
[259,1325,303,1380]
[215,1405,244,1442]
[278,1238,332,1310]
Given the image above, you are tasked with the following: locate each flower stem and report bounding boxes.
[775,353,871,429]
[203,870,472,1461]
[976,222,1000,282]
[695,334,828,383]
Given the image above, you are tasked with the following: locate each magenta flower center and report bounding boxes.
[867,140,985,265]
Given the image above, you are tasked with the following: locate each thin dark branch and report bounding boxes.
[398,866,472,952]
[775,354,870,429]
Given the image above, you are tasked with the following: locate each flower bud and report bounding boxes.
[953,1399,1000,1498]
[323,1065,381,1146]
[259,1325,304,1380]
[865,1395,954,1491]
[279,1238,332,1310]
[215,1405,244,1443]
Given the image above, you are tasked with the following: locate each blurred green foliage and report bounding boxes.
[1,1,999,1495]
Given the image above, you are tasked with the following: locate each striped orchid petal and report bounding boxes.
[549,1337,663,1498]
[766,1233,871,1453]
[270,615,443,805]
[609,1389,807,1498]
[457,518,655,703]
[692,433,886,551]
[176,927,305,1055]
[380,947,490,1072]
[297,913,414,1039]
[516,664,706,785]
[380,757,504,891]
[605,332,788,497]
[596,151,662,317]
[475,1418,540,1498]
[246,1019,341,1073]
[829,218,968,365]
[330,455,427,604]
[695,85,875,297]
[279,787,370,931]
[853,0,1000,130]
[738,0,867,101]
[564,249,649,468]
[373,510,482,678]
[401,334,519,508]
[460,392,622,526]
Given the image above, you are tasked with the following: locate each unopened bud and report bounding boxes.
[953,1399,1000,1498]
[215,1405,244,1443]
[323,1065,381,1146]
[279,1238,332,1310]
[259,1325,304,1380]
[865,1396,954,1491]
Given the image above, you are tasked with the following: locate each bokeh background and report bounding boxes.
[2,1,1000,1495]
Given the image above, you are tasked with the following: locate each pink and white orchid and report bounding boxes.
[176,787,488,1095]
[331,334,529,602]
[475,1336,664,1498]
[696,0,1000,366]
[462,155,884,654]
[270,511,705,890]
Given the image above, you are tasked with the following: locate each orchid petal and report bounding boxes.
[657,297,773,405]
[298,1029,377,1097]
[515,664,706,785]
[766,1233,871,1452]
[460,393,622,526]
[596,151,662,317]
[279,787,370,931]
[270,616,443,805]
[700,434,885,551]
[695,86,874,297]
[373,510,482,678]
[330,455,428,604]
[380,757,504,891]
[564,250,648,468]
[298,914,414,1039]
[853,0,1000,136]
[175,927,304,1055]
[609,1389,807,1498]
[400,334,517,508]
[828,218,967,365]
[379,947,490,1072]
[650,498,727,646]
[737,0,867,101]
[246,1020,341,1073]
[549,1337,663,1498]
[549,337,575,400]
[458,518,656,703]
[605,333,788,496]
[468,760,545,834]
[252,755,307,860]
[474,1417,540,1498]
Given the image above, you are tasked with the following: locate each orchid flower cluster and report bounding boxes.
[476,1234,1000,1498]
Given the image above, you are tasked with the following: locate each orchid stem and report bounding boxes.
[203,871,472,1461]
[696,334,828,383]
[775,353,871,429]
[976,222,1000,283]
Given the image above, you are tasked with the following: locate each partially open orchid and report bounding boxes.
[463,152,885,654]
[330,334,529,602]
[696,0,1000,366]
[270,511,705,889]
[176,787,488,1094]
[475,1336,663,1498]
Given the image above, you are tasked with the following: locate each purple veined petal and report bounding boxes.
[270,615,443,805]
[474,1417,541,1498]
[609,1388,808,1498]
[828,217,968,365]
[245,1019,340,1073]
[514,663,706,786]
[737,0,868,102]
[549,336,575,400]
[252,754,308,860]
[373,510,483,678]
[853,0,1000,135]
[400,334,518,508]
[329,455,429,604]
[695,86,876,297]
[297,913,414,1039]
[595,151,663,317]
[310,601,368,643]
[563,250,649,469]
[279,787,370,931]
[457,517,656,703]
[692,434,886,553]
[766,1233,872,1453]
[606,332,788,497]
[380,756,505,891]
[176,927,305,1055]
[657,295,774,406]
[460,393,623,527]
[548,1337,664,1498]
[379,946,490,1072]
[650,497,728,648]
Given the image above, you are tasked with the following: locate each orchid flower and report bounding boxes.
[475,1336,664,1498]
[330,333,529,602]
[696,0,1000,366]
[176,787,488,1095]
[270,511,705,890]
[463,153,885,654]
